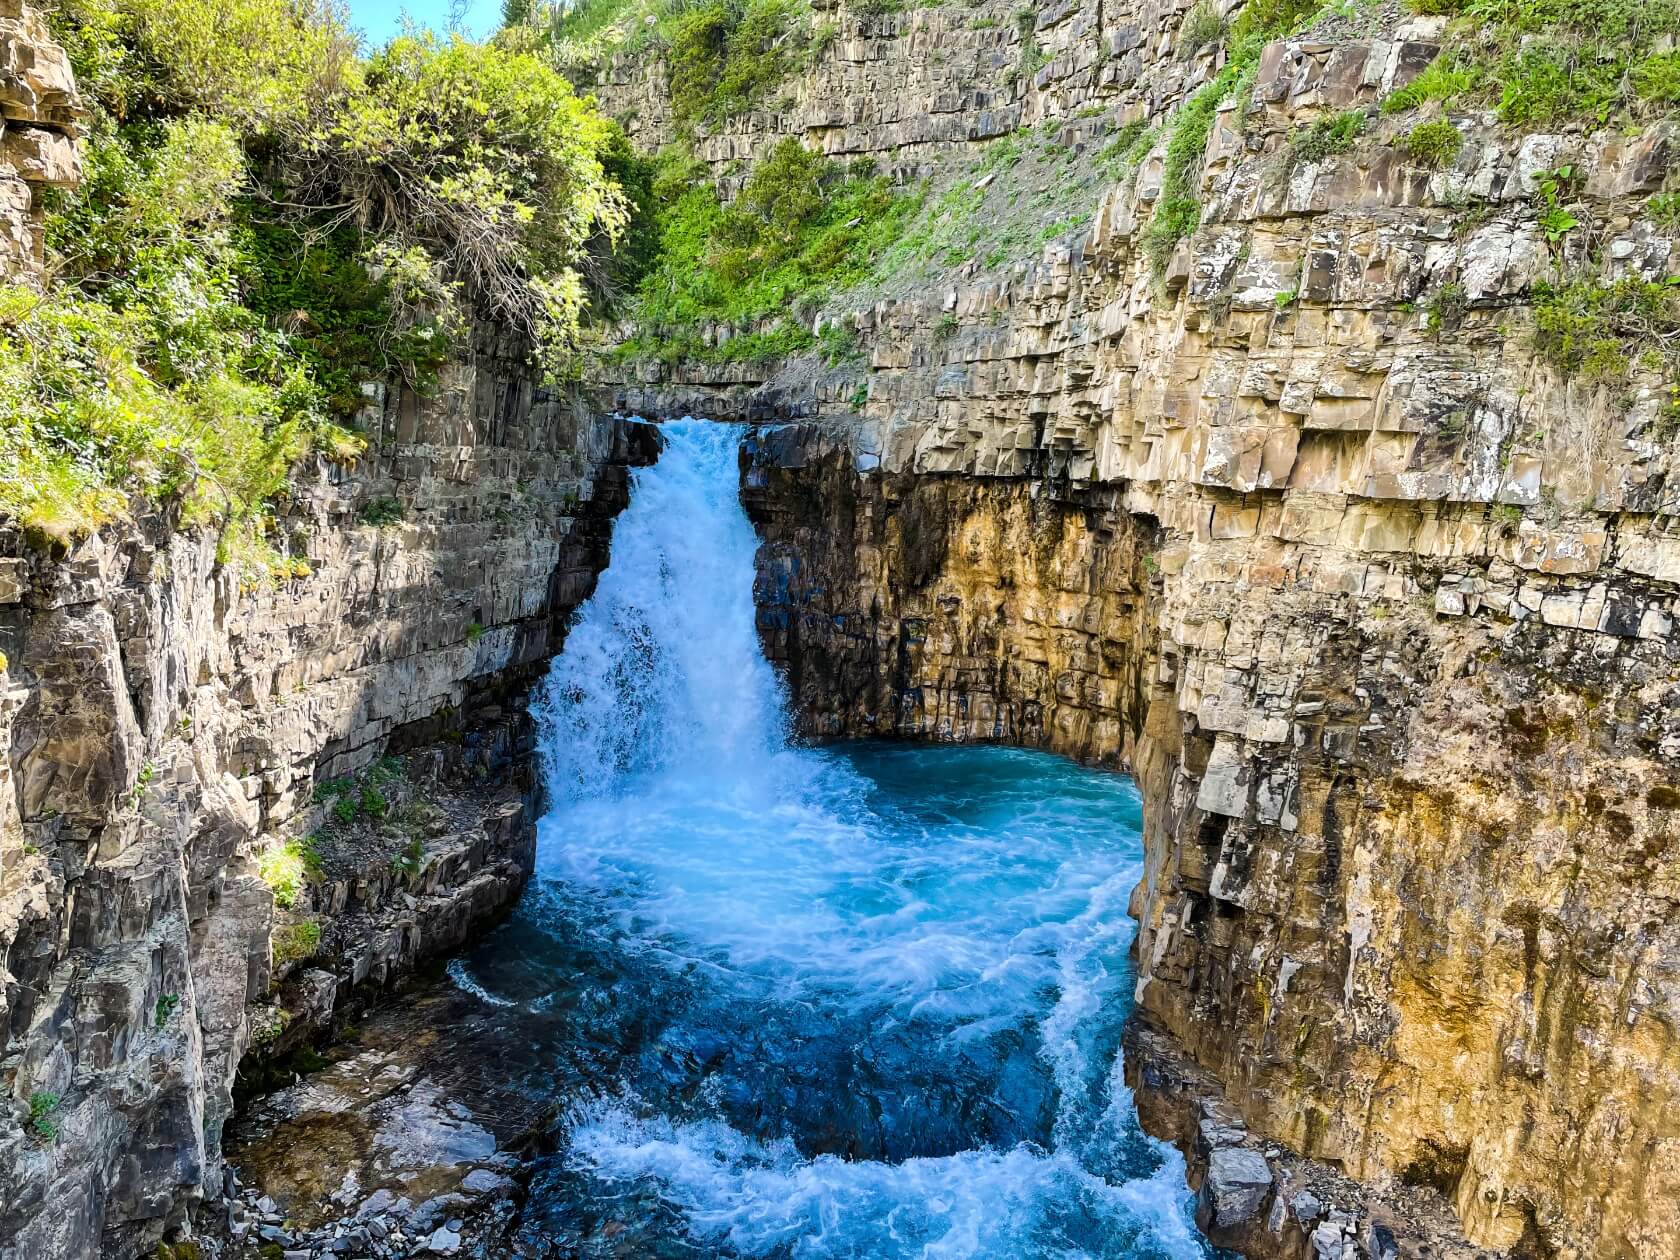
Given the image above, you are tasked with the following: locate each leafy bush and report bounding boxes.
[8,1,631,554]
[667,0,809,124]
[1290,110,1366,162]
[303,33,628,358]
[1427,281,1469,334]
[1402,119,1463,167]
[360,496,404,526]
[27,1092,60,1144]
[615,140,917,363]
[272,919,322,965]
[1532,275,1680,383]
[259,835,322,909]
[1633,51,1680,105]
[1178,0,1228,56]
[154,993,181,1029]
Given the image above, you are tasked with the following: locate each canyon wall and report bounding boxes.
[0,314,653,1255]
[590,3,1680,1257]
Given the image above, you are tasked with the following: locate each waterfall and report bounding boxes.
[489,417,1211,1259]
[534,418,790,800]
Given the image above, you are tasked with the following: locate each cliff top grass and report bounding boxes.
[1384,0,1680,127]
[522,0,818,125]
[2,0,630,571]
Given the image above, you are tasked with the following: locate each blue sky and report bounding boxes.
[345,0,504,43]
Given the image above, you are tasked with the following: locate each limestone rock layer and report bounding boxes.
[0,326,653,1257]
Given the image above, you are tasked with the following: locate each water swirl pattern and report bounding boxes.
[450,419,1218,1259]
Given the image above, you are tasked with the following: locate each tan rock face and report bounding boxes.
[591,6,1680,1256]
[0,327,653,1258]
[747,421,1680,1260]
[0,0,81,281]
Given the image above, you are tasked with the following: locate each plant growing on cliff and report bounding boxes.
[1289,109,1365,163]
[260,835,322,909]
[1387,0,1680,127]
[667,0,811,124]
[26,1092,60,1144]
[613,140,916,363]
[392,833,426,878]
[272,919,322,966]
[1178,0,1228,57]
[154,993,181,1029]
[1531,275,1680,385]
[1426,281,1469,334]
[1401,119,1462,168]
[1137,0,1322,277]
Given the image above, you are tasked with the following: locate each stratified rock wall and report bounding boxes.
[0,319,652,1257]
[0,0,81,282]
[587,4,1680,1257]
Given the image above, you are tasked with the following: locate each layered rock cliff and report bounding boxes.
[0,318,652,1255]
[585,2,1680,1257]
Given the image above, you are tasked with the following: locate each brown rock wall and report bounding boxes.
[0,327,654,1258]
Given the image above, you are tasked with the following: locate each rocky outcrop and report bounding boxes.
[746,398,1680,1259]
[0,322,655,1257]
[0,0,80,282]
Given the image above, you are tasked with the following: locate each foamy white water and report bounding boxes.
[465,419,1212,1258]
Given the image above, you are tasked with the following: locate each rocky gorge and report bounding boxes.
[2,0,1679,1258]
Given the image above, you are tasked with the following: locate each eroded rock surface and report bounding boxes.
[0,325,654,1257]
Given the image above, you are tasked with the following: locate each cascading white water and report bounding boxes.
[535,418,790,798]
[457,418,1213,1258]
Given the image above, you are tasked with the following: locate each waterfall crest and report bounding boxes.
[535,419,790,801]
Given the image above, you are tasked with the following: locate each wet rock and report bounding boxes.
[1292,1190,1325,1223]
[460,1169,513,1196]
[1196,1147,1275,1234]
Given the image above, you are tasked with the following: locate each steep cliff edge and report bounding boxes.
[0,325,653,1256]
[578,1,1680,1256]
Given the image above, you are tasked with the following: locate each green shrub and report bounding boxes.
[1633,51,1680,106]
[154,993,181,1029]
[1532,276,1680,383]
[1402,119,1463,168]
[12,2,631,554]
[259,835,322,909]
[1384,0,1680,127]
[1651,193,1680,229]
[392,834,425,878]
[1178,0,1228,55]
[616,140,916,363]
[26,1092,60,1144]
[668,0,809,124]
[272,919,322,966]
[1141,69,1239,275]
[1290,110,1366,162]
[359,497,404,526]
[1427,281,1469,334]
